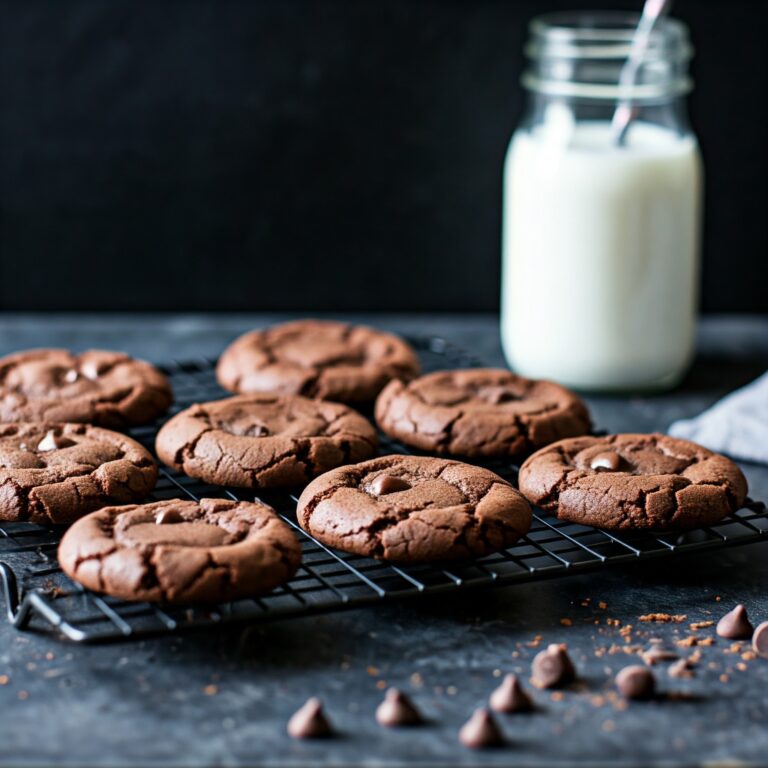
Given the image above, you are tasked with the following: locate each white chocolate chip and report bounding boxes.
[37,430,60,452]
[80,360,101,380]
[63,369,79,383]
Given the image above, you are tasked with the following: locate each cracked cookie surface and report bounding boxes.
[518,433,748,531]
[0,348,173,428]
[297,455,532,563]
[156,394,378,489]
[58,498,301,604]
[0,422,157,524]
[216,320,420,404]
[375,369,591,459]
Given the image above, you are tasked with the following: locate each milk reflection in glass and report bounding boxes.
[502,119,702,390]
[501,12,702,391]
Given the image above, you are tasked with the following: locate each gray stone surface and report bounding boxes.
[0,313,766,767]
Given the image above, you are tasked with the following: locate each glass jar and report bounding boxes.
[501,12,702,391]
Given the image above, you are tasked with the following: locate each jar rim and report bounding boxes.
[526,11,693,62]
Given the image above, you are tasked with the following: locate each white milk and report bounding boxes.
[501,120,702,391]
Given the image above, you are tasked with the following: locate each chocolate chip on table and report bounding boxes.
[616,665,656,700]
[375,688,423,727]
[287,697,333,739]
[489,674,534,713]
[155,509,184,525]
[590,451,622,472]
[752,622,768,659]
[531,644,576,689]
[458,708,504,749]
[369,474,411,495]
[716,604,754,639]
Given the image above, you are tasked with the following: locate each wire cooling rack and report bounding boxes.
[0,337,766,643]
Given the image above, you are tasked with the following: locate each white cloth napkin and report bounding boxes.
[669,371,768,465]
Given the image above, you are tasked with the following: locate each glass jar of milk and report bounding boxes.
[501,12,702,391]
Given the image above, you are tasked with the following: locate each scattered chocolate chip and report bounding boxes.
[36,430,74,452]
[531,643,576,689]
[717,604,754,639]
[287,697,333,739]
[615,665,656,700]
[156,509,185,525]
[63,369,79,383]
[752,622,768,659]
[641,646,679,666]
[375,688,423,727]
[668,659,694,679]
[590,452,621,472]
[458,708,504,749]
[489,674,534,713]
[369,474,411,495]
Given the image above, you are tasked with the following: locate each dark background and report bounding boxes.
[0,0,766,314]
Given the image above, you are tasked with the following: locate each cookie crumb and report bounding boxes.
[560,618,573,627]
[639,613,687,623]
[689,621,714,630]
[203,684,218,696]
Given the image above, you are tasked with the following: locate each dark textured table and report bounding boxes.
[1,313,767,767]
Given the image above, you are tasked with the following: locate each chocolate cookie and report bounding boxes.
[0,422,157,524]
[156,394,378,490]
[375,369,591,459]
[518,433,748,531]
[0,349,173,428]
[58,498,301,604]
[297,455,532,562]
[216,320,420,404]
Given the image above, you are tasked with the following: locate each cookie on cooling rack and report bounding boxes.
[156,393,378,489]
[0,348,172,428]
[518,433,748,531]
[0,422,157,524]
[296,455,532,563]
[58,498,301,604]
[216,319,420,404]
[375,368,591,459]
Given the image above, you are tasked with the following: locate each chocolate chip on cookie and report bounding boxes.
[0,422,157,524]
[0,349,173,428]
[296,455,532,563]
[519,433,748,531]
[375,369,591,459]
[58,498,301,604]
[216,320,420,404]
[156,394,378,490]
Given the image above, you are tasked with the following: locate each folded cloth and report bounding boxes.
[669,371,768,465]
